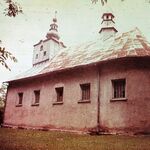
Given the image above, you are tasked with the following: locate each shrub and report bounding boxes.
[0,107,4,126]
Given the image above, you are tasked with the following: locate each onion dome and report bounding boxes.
[46,17,60,40]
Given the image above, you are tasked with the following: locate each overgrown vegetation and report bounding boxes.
[0,107,4,125]
[0,128,149,150]
[0,83,7,125]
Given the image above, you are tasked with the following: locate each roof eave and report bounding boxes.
[6,56,150,84]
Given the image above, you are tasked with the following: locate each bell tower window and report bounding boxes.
[43,51,47,56]
[40,45,43,51]
[36,54,38,59]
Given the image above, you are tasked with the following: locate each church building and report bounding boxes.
[3,10,150,134]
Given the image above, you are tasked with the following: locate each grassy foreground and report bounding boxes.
[0,128,149,150]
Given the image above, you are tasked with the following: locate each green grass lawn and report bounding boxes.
[0,128,149,150]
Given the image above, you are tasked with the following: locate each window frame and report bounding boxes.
[53,87,64,105]
[55,87,64,102]
[78,83,91,103]
[43,51,47,56]
[16,92,23,107]
[40,45,43,51]
[31,90,40,106]
[111,78,127,101]
[35,54,38,59]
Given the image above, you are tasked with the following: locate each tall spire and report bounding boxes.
[46,11,60,40]
[99,5,117,40]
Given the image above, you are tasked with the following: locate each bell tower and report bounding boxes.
[33,11,66,67]
[99,12,118,40]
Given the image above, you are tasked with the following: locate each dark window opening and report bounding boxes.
[80,83,90,100]
[18,92,23,105]
[112,79,126,99]
[40,45,43,51]
[55,87,63,102]
[36,54,38,59]
[34,90,40,104]
[43,51,46,56]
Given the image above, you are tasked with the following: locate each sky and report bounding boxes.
[0,0,150,84]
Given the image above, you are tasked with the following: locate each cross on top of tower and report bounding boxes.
[53,11,57,23]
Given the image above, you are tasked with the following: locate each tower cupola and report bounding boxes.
[33,11,66,67]
[46,12,60,40]
[99,12,118,39]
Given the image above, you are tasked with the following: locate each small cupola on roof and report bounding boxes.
[99,10,118,40]
[46,12,60,40]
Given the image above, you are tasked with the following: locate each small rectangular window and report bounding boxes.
[80,83,90,100]
[40,45,43,51]
[112,79,126,99]
[36,54,38,59]
[55,87,63,102]
[18,92,23,105]
[34,90,40,104]
[43,51,46,56]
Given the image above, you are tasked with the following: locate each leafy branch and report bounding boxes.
[91,0,107,5]
[3,0,23,17]
[0,47,17,71]
[91,0,150,5]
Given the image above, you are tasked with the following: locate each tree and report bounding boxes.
[0,46,17,71]
[0,83,7,107]
[0,83,8,125]
[3,0,23,17]
[0,1,19,70]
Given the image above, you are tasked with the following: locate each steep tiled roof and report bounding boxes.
[8,28,150,82]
